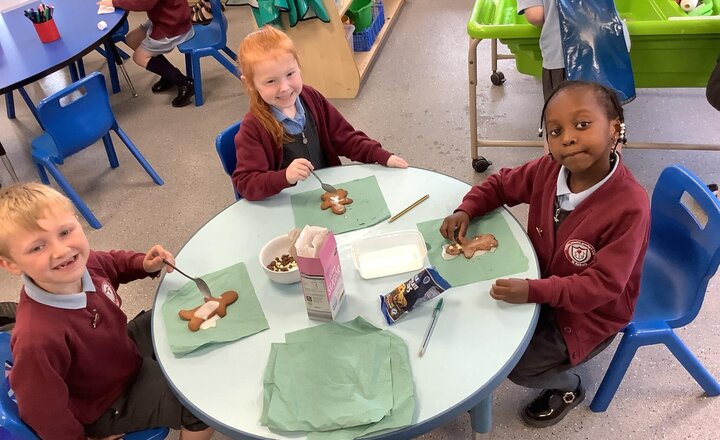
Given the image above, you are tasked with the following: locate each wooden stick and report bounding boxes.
[389,194,430,223]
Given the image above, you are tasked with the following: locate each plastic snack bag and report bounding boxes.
[380,268,451,325]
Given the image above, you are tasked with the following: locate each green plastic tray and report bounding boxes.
[467,0,720,87]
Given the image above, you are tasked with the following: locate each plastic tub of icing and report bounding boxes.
[351,230,428,279]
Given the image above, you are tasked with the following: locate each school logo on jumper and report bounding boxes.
[564,240,595,267]
[101,281,120,306]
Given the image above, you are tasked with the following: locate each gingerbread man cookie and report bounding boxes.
[320,189,353,215]
[442,234,498,260]
[178,290,239,332]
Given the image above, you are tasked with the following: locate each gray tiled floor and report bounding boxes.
[1,1,719,439]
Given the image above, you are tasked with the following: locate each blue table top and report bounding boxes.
[0,0,126,94]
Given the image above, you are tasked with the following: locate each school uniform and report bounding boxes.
[456,153,650,390]
[10,250,206,440]
[232,85,393,201]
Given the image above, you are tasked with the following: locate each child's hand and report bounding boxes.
[286,158,313,185]
[490,278,529,304]
[96,0,114,8]
[439,211,470,242]
[143,245,174,273]
[386,155,408,168]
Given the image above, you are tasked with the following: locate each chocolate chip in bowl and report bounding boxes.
[259,235,301,284]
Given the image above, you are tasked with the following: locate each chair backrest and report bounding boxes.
[209,0,229,46]
[36,72,116,159]
[634,165,720,328]
[0,332,40,438]
[0,332,168,440]
[215,121,242,200]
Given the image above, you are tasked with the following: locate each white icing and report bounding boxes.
[199,314,220,330]
[441,244,459,261]
[193,301,220,320]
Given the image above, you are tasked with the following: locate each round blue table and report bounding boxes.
[152,165,540,438]
[0,0,127,183]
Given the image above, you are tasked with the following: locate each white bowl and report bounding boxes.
[259,235,301,284]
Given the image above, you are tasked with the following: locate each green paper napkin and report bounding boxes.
[291,175,391,234]
[161,262,269,357]
[264,335,393,431]
[262,317,415,439]
[417,210,529,287]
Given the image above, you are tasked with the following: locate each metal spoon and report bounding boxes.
[162,259,212,298]
[310,170,337,193]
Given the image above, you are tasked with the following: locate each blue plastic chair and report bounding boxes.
[215,121,242,200]
[0,333,169,439]
[31,72,164,229]
[590,165,720,412]
[178,0,240,106]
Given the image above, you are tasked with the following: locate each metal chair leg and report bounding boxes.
[108,41,138,97]
[0,142,19,182]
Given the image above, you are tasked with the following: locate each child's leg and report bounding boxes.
[125,26,146,51]
[85,311,213,437]
[507,306,583,428]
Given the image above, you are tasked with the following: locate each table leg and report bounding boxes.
[108,40,138,98]
[0,141,19,182]
[469,394,493,435]
[5,92,15,119]
[17,87,42,128]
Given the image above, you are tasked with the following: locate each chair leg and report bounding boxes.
[114,127,164,185]
[37,159,102,229]
[191,56,203,106]
[589,332,640,412]
[5,92,15,119]
[212,52,240,78]
[221,45,238,61]
[665,332,720,396]
[0,142,19,182]
[102,133,120,168]
[35,162,50,184]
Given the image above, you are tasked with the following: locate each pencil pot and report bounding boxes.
[33,19,60,43]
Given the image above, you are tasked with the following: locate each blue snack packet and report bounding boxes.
[380,267,451,325]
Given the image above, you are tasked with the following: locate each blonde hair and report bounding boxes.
[0,183,75,258]
[239,25,300,150]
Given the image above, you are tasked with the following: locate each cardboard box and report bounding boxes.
[293,230,345,321]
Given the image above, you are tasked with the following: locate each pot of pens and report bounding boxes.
[25,4,59,43]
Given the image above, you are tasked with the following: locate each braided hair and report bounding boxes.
[538,81,627,149]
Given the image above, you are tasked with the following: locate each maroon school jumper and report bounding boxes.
[10,250,153,440]
[456,155,650,365]
[232,85,393,201]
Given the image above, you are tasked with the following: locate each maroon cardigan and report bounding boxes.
[456,155,650,365]
[112,0,191,39]
[10,251,152,439]
[232,85,393,201]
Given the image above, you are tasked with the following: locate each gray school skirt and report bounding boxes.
[139,20,195,55]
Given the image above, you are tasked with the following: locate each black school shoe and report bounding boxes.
[151,77,175,93]
[521,378,585,428]
[172,79,195,107]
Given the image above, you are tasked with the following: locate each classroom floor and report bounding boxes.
[1,1,719,439]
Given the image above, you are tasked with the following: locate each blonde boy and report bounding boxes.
[0,183,213,440]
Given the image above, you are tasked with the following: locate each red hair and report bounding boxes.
[239,26,300,150]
